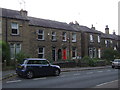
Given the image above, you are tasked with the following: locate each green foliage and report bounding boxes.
[0,40,10,65]
[102,48,120,62]
[16,52,30,63]
[81,56,99,66]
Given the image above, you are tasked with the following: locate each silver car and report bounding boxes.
[112,59,120,69]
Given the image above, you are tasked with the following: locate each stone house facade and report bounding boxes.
[1,8,81,62]
[1,8,120,62]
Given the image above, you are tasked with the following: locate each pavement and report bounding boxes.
[0,65,111,81]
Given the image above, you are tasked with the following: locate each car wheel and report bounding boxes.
[54,69,60,76]
[26,71,34,79]
[112,66,115,68]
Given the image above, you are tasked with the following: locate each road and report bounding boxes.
[2,68,119,88]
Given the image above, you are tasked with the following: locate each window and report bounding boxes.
[11,22,19,35]
[98,48,101,58]
[62,32,67,41]
[90,34,93,42]
[16,44,21,54]
[52,32,56,41]
[72,47,77,59]
[38,47,44,58]
[10,43,21,59]
[89,48,93,58]
[93,48,96,58]
[72,33,76,42]
[37,30,44,40]
[98,36,100,43]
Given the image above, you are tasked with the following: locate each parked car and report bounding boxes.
[16,58,61,79]
[112,59,120,69]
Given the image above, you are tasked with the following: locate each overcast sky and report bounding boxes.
[0,0,119,34]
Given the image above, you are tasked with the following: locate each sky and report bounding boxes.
[0,0,119,35]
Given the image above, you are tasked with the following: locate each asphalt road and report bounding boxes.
[2,68,119,88]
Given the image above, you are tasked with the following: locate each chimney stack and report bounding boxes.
[113,30,116,35]
[20,9,28,17]
[91,24,95,30]
[105,25,109,34]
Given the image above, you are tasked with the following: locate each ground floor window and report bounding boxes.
[89,47,97,58]
[98,48,101,58]
[38,47,44,58]
[52,47,56,61]
[10,43,21,59]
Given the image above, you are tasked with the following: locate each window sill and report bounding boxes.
[37,39,45,41]
[51,40,57,42]
[11,34,20,36]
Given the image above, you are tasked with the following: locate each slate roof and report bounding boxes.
[101,33,119,40]
[1,8,28,20]
[70,24,101,34]
[28,17,76,31]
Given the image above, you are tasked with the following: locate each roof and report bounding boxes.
[1,8,28,20]
[70,24,101,34]
[28,17,76,31]
[24,58,47,60]
[101,33,119,40]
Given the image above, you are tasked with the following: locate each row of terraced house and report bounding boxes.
[1,8,120,62]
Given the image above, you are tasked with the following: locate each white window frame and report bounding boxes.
[37,30,44,40]
[11,22,19,35]
[16,44,21,54]
[90,34,93,42]
[72,33,76,42]
[98,36,100,43]
[38,47,45,59]
[52,31,56,41]
[10,43,21,59]
[98,48,101,58]
[62,32,67,41]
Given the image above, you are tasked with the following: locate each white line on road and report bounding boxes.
[73,73,80,76]
[33,77,46,80]
[6,80,22,83]
[107,70,111,72]
[96,80,118,87]
[97,71,103,73]
[86,72,93,74]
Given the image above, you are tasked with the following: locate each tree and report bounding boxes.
[0,41,10,65]
[16,51,30,63]
[102,48,120,62]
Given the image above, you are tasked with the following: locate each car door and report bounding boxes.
[40,60,53,75]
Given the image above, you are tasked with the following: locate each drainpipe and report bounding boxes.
[5,18,8,42]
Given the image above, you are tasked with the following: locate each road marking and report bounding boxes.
[60,75,66,77]
[73,73,80,76]
[33,77,46,80]
[97,71,103,73]
[96,80,118,87]
[107,70,111,72]
[6,80,21,83]
[86,72,93,74]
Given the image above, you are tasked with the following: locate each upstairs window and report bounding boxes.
[62,32,67,41]
[52,32,56,41]
[37,30,44,40]
[90,34,93,42]
[11,22,19,35]
[98,36,100,43]
[72,33,76,42]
